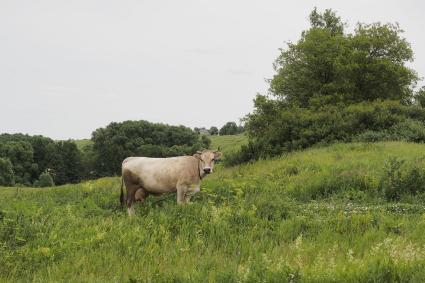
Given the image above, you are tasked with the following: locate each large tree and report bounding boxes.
[269,8,417,108]
[237,8,423,164]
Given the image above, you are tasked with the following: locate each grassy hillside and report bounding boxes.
[209,134,248,155]
[2,142,425,282]
[73,139,92,151]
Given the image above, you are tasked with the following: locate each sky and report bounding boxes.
[1,0,424,140]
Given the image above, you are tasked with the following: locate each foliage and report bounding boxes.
[2,142,425,281]
[240,8,420,164]
[380,157,425,200]
[0,158,14,186]
[0,139,36,185]
[34,171,55,188]
[0,134,83,186]
[91,120,201,176]
[201,135,211,149]
[219,121,244,135]
[415,86,425,107]
[208,126,218,135]
[234,100,425,164]
[270,9,417,107]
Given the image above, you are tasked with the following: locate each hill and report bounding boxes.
[73,139,92,151]
[209,133,248,155]
[1,142,425,282]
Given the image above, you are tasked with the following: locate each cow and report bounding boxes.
[120,149,222,216]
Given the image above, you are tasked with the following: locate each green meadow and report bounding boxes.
[209,134,248,155]
[2,141,425,282]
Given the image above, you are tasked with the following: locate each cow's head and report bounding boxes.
[194,149,223,175]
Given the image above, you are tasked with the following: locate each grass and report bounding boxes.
[209,133,248,155]
[2,142,425,282]
[72,139,92,151]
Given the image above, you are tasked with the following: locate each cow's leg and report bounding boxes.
[184,194,192,203]
[184,185,200,203]
[176,185,186,204]
[125,184,139,216]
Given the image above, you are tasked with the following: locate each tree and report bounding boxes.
[0,158,14,186]
[238,8,422,164]
[201,135,211,148]
[56,141,83,184]
[0,140,36,185]
[92,120,200,175]
[415,86,425,107]
[208,126,219,135]
[219,122,240,135]
[270,9,417,108]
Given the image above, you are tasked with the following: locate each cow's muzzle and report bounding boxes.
[203,168,211,174]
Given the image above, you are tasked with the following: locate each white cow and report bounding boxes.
[120,149,222,216]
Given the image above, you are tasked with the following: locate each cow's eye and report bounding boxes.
[212,159,215,162]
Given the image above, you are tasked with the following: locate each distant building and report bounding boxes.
[199,129,210,135]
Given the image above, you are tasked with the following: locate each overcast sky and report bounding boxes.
[1,0,424,140]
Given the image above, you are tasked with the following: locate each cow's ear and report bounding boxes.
[214,151,223,160]
[193,152,202,160]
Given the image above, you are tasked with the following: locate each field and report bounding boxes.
[2,142,425,282]
[209,134,248,155]
[73,139,92,151]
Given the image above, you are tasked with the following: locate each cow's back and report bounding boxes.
[122,156,199,194]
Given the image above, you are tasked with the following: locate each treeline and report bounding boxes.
[0,120,210,187]
[195,122,245,136]
[226,8,425,165]
[0,134,82,186]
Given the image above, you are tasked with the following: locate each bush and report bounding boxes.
[233,100,425,166]
[34,172,54,188]
[380,157,425,200]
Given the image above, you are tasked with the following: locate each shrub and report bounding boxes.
[231,100,425,166]
[34,172,54,188]
[380,157,425,200]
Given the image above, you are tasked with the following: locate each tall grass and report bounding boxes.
[1,142,425,282]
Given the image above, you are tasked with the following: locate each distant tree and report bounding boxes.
[56,141,83,184]
[92,120,200,175]
[415,86,425,107]
[0,158,14,186]
[80,143,98,179]
[0,134,84,186]
[219,122,243,135]
[208,126,218,135]
[201,135,211,149]
[270,9,417,107]
[0,140,36,185]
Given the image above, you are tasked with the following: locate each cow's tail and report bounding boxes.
[120,177,125,207]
